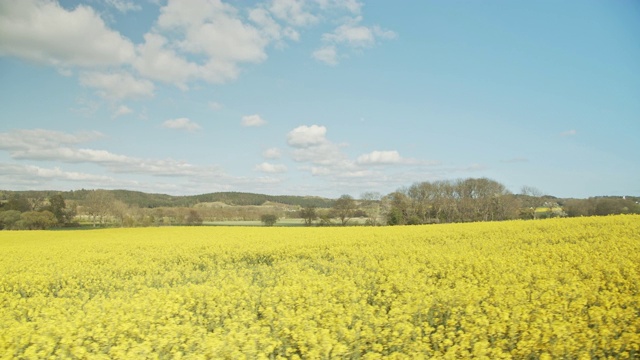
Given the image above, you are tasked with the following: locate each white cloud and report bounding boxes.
[269,0,318,27]
[323,20,375,48]
[0,129,103,150]
[372,25,398,40]
[80,71,155,100]
[162,118,202,132]
[355,150,428,166]
[249,7,299,44]
[561,129,577,137]
[0,0,135,67]
[356,150,404,165]
[0,163,115,183]
[133,33,202,89]
[137,0,268,88]
[104,0,141,13]
[129,0,279,88]
[283,125,442,191]
[112,105,133,118]
[156,0,232,30]
[286,125,352,172]
[312,45,338,65]
[0,129,133,165]
[287,125,328,147]
[181,18,267,63]
[0,0,394,101]
[255,162,287,173]
[241,114,267,127]
[323,18,396,47]
[314,0,362,14]
[291,142,347,166]
[0,129,211,177]
[14,147,132,164]
[314,16,396,65]
[310,166,332,176]
[263,147,282,159]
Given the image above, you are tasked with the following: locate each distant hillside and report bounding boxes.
[0,190,335,208]
[185,192,334,208]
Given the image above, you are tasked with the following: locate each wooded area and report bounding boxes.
[1,178,638,230]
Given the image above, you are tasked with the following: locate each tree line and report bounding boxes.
[298,179,639,226]
[58,189,335,208]
[374,179,639,226]
[1,178,638,230]
[0,193,75,230]
[383,178,517,224]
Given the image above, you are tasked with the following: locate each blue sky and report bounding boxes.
[1,0,639,198]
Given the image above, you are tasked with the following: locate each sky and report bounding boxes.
[1,0,639,199]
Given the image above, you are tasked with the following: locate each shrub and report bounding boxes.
[260,214,278,226]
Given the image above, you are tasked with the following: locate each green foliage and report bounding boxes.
[7,190,335,209]
[260,214,278,226]
[385,207,406,226]
[5,195,31,212]
[0,210,22,230]
[44,194,76,226]
[18,211,57,230]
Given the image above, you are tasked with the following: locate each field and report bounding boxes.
[1,216,639,359]
[204,218,369,227]
[204,219,307,227]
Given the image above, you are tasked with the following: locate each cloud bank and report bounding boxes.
[0,0,396,101]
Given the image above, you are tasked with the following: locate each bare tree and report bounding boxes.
[84,190,116,227]
[520,186,544,219]
[333,194,356,226]
[387,178,519,224]
[299,206,317,226]
[360,192,382,226]
[184,209,203,226]
[407,183,434,224]
[111,200,130,227]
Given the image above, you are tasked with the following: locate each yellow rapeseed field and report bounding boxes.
[1,215,639,359]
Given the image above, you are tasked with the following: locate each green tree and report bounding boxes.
[0,210,22,230]
[47,194,74,225]
[260,214,278,226]
[18,211,57,230]
[5,195,31,212]
[382,191,410,225]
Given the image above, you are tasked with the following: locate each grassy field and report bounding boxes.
[205,218,370,227]
[1,215,639,359]
[204,219,307,227]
